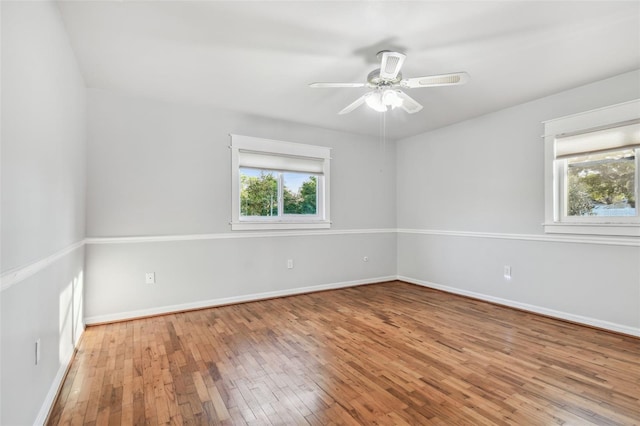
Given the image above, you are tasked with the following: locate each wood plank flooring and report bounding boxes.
[48,281,640,425]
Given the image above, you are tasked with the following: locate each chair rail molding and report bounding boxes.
[0,240,86,291]
[397,228,640,247]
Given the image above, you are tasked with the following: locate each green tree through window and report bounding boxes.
[240,171,278,216]
[567,149,636,216]
[284,175,317,215]
[240,169,318,217]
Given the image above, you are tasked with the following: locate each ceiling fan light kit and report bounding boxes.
[364,89,403,113]
[310,50,469,115]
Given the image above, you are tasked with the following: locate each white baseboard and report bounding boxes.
[34,326,85,426]
[86,274,640,337]
[398,275,640,338]
[84,276,397,325]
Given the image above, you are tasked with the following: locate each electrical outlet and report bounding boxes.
[287,259,294,269]
[504,265,512,280]
[35,339,41,365]
[145,272,155,284]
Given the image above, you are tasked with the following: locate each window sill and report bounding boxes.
[231,221,331,231]
[544,222,640,237]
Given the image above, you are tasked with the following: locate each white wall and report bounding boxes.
[397,70,640,336]
[1,1,87,424]
[84,89,397,323]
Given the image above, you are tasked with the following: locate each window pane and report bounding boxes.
[566,149,636,217]
[283,172,317,215]
[240,168,278,217]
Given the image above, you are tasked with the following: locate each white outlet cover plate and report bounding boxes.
[504,266,512,279]
[35,339,41,365]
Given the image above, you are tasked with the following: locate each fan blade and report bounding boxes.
[396,91,423,114]
[309,82,365,88]
[401,72,470,89]
[379,51,406,80]
[338,95,367,115]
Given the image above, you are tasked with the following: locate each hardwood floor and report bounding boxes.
[48,281,640,425]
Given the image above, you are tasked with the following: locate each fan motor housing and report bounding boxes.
[367,69,402,87]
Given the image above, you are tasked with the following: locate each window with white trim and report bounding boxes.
[543,100,640,237]
[230,134,331,230]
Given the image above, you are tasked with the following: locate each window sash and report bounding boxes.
[556,148,639,223]
[239,169,323,221]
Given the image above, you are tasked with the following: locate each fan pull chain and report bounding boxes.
[380,109,387,153]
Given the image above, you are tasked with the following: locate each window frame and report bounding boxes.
[543,99,640,237]
[230,134,331,231]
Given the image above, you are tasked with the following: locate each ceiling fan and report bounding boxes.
[309,51,469,115]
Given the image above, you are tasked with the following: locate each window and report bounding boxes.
[543,100,640,236]
[230,134,331,230]
[564,148,636,218]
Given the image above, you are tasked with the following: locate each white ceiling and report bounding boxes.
[57,1,640,140]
